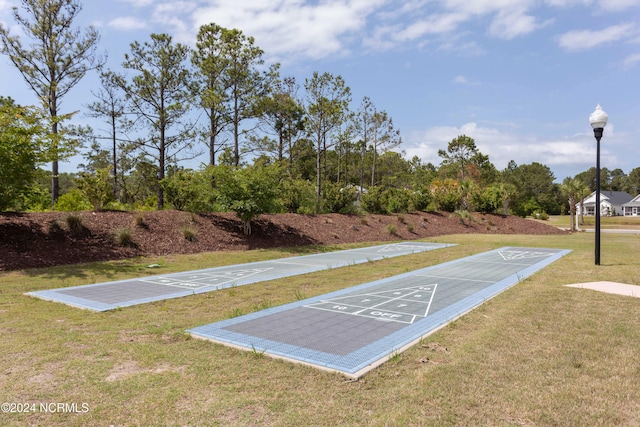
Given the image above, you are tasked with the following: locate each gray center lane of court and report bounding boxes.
[188,247,570,378]
[26,241,451,311]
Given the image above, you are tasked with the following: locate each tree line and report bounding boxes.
[1,0,639,231]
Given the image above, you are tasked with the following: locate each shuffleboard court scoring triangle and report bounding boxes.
[498,249,555,261]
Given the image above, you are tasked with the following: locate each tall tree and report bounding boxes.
[86,70,129,200]
[0,0,103,206]
[251,70,305,171]
[626,167,640,196]
[561,177,584,231]
[355,96,374,190]
[118,33,198,209]
[193,24,266,166]
[192,23,232,166]
[0,97,45,210]
[503,161,558,216]
[438,135,490,182]
[304,72,351,209]
[369,108,401,186]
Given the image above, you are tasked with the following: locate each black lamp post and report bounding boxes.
[589,104,608,265]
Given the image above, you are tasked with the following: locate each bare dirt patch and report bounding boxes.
[0,210,565,271]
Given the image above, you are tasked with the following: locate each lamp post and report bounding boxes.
[589,104,608,265]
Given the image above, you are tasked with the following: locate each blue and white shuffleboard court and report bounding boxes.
[26,242,450,311]
[188,247,570,378]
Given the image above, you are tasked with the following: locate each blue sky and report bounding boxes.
[1,0,639,182]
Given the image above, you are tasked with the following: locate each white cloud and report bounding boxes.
[402,121,620,178]
[191,0,383,61]
[558,23,637,51]
[544,0,637,11]
[598,0,640,11]
[107,16,148,31]
[489,9,549,39]
[622,52,640,68]
[116,0,155,7]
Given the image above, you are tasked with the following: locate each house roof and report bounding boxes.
[622,194,640,207]
[583,190,633,206]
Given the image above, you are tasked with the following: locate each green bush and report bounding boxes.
[65,214,84,234]
[279,178,315,214]
[385,188,411,214]
[162,169,216,212]
[54,189,92,212]
[532,210,549,220]
[321,182,357,214]
[473,186,502,214]
[182,225,197,241]
[114,228,135,247]
[76,169,113,210]
[410,190,432,212]
[361,186,387,214]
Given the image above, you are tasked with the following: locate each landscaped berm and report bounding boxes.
[2,211,640,426]
[0,210,564,271]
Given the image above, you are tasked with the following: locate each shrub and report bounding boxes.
[54,189,92,212]
[430,179,461,213]
[532,210,549,220]
[385,188,411,214]
[385,223,398,235]
[321,182,357,214]
[361,186,387,214]
[134,212,147,228]
[450,209,474,225]
[65,214,84,234]
[279,178,315,214]
[76,169,113,210]
[182,225,197,242]
[114,228,135,247]
[410,190,432,212]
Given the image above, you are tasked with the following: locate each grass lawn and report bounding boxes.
[541,214,640,230]
[1,233,639,426]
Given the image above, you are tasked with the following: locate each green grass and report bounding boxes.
[1,235,639,426]
[538,214,640,230]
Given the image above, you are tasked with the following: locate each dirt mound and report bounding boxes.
[0,210,566,271]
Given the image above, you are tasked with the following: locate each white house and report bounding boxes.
[622,195,640,217]
[577,190,633,217]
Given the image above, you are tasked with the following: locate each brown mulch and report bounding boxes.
[0,210,566,272]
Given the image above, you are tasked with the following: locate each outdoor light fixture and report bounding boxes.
[589,104,608,265]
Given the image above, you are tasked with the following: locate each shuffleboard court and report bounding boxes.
[26,242,450,311]
[188,246,570,378]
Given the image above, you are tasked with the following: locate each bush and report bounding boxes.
[473,186,502,214]
[430,179,461,213]
[384,223,398,235]
[410,190,432,212]
[54,189,92,212]
[532,210,549,220]
[65,214,84,234]
[321,182,357,214]
[182,225,197,242]
[385,188,411,214]
[279,178,315,214]
[162,169,216,212]
[76,169,113,210]
[114,228,135,247]
[361,186,387,214]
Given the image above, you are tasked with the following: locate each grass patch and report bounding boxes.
[1,235,639,425]
[114,228,135,247]
[65,214,84,235]
[384,223,397,235]
[181,225,197,242]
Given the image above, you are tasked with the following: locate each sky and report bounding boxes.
[1,0,639,183]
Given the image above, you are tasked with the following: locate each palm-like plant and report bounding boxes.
[561,177,587,231]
